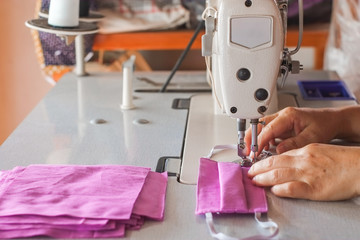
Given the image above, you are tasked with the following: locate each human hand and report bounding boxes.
[248,143,360,201]
[244,107,340,155]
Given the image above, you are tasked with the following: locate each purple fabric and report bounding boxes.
[0,220,115,231]
[196,158,267,215]
[0,215,108,226]
[0,165,150,219]
[0,165,168,238]
[0,224,126,239]
[132,172,168,220]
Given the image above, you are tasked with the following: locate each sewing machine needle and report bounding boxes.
[250,119,259,163]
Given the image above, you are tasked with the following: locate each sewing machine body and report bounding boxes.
[0,71,359,239]
[209,0,284,119]
[203,0,304,163]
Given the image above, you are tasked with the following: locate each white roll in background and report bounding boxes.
[48,0,80,28]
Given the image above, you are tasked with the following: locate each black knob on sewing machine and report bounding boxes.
[237,68,251,81]
[255,88,269,101]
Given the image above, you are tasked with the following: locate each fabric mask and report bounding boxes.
[196,145,279,240]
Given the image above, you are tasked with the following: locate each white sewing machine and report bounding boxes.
[1,0,360,239]
[209,0,304,160]
[181,0,305,183]
[204,0,293,162]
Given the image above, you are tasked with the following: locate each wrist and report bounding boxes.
[323,108,343,140]
[333,106,359,140]
[354,162,360,198]
[348,147,360,198]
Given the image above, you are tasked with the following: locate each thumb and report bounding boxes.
[276,133,311,153]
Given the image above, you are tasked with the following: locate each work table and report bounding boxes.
[0,71,359,239]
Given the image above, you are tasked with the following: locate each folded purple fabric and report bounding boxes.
[0,165,168,238]
[132,171,168,220]
[196,158,267,215]
[0,215,109,226]
[0,224,126,239]
[0,220,116,231]
[0,165,150,219]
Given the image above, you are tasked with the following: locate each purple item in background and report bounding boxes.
[287,0,332,25]
[196,158,267,215]
[40,0,96,66]
[288,0,325,17]
[0,165,168,238]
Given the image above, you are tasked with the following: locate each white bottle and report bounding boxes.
[48,0,80,28]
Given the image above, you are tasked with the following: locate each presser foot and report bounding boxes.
[238,151,273,167]
[241,158,254,167]
[237,144,246,158]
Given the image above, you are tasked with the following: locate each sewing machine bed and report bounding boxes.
[0,71,359,239]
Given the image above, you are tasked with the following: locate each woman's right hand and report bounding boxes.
[245,107,342,155]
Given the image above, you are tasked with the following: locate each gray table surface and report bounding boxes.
[0,71,359,239]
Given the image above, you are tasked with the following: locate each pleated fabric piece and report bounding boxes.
[0,165,167,238]
[196,158,267,215]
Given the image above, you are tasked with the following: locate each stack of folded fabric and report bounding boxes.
[0,165,167,238]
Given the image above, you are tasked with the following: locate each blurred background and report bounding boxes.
[0,0,333,145]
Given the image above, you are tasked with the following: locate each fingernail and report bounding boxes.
[252,176,258,184]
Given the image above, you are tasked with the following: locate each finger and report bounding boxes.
[244,128,252,155]
[248,154,297,177]
[250,167,301,186]
[276,128,317,153]
[248,153,301,178]
[257,114,295,154]
[271,181,313,200]
[264,144,270,151]
[245,114,277,154]
[244,118,267,155]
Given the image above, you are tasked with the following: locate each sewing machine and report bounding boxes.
[203,0,293,163]
[200,0,304,166]
[181,0,305,183]
[1,0,360,239]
